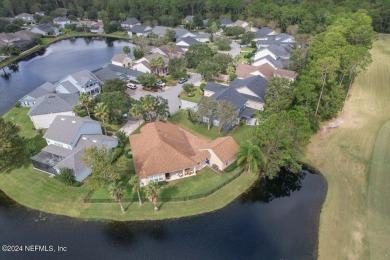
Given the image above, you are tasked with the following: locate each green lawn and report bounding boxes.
[90,167,242,202]
[305,34,390,260]
[169,110,226,140]
[179,87,203,103]
[169,109,252,144]
[241,47,255,52]
[0,107,258,221]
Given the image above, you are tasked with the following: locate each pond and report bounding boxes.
[0,37,134,116]
[0,38,326,259]
[0,170,326,259]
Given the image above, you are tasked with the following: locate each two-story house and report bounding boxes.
[31,116,118,182]
[55,70,102,96]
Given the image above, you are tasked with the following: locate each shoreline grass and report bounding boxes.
[305,34,390,259]
[0,107,257,221]
[0,31,129,69]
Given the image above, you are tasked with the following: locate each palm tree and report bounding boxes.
[130,103,143,125]
[79,92,92,118]
[141,95,155,122]
[123,46,131,55]
[167,42,175,60]
[94,102,110,134]
[108,182,125,213]
[150,57,165,75]
[129,175,142,205]
[236,140,265,173]
[145,182,160,211]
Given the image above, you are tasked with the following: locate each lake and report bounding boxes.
[0,38,326,259]
[0,170,326,260]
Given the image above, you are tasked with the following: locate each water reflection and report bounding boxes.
[240,170,305,203]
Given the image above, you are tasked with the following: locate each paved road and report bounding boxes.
[131,73,202,115]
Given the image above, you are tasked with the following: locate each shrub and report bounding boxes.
[250,41,257,48]
[111,147,123,163]
[24,141,37,157]
[14,102,21,108]
[124,149,133,159]
[55,168,77,186]
[182,83,194,95]
[224,161,237,172]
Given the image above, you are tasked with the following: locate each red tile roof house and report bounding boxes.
[129,122,239,186]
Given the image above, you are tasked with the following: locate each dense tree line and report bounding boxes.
[0,0,388,33]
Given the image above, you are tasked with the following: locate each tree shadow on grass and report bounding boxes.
[1,134,47,174]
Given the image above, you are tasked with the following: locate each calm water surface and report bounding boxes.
[0,38,133,116]
[0,171,326,260]
[0,39,326,259]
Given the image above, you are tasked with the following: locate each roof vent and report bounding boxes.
[92,140,97,143]
[61,118,65,121]
[72,120,76,123]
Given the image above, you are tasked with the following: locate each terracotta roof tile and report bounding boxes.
[129,122,239,178]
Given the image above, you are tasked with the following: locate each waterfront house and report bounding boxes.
[55,70,103,96]
[127,25,152,37]
[31,24,60,36]
[132,53,169,75]
[93,64,144,83]
[151,44,185,59]
[130,122,239,186]
[31,116,118,182]
[19,82,56,107]
[111,53,133,67]
[121,17,141,30]
[28,93,78,129]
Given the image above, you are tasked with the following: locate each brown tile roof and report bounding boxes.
[129,122,239,178]
[209,137,239,162]
[236,63,275,80]
[274,68,297,79]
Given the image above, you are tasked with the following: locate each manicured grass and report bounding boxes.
[0,108,258,220]
[241,47,255,52]
[169,110,226,140]
[163,76,178,86]
[103,121,126,132]
[305,34,390,260]
[367,121,390,260]
[179,87,203,103]
[169,109,253,144]
[90,167,242,201]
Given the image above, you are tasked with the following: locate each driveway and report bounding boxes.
[219,41,241,58]
[132,73,202,115]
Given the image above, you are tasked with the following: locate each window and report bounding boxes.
[203,117,209,123]
[213,120,219,126]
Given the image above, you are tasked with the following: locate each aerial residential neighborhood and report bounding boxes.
[0,0,387,259]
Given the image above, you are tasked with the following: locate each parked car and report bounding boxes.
[127,83,137,90]
[178,77,187,84]
[155,81,166,87]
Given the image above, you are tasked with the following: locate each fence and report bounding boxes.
[84,169,244,203]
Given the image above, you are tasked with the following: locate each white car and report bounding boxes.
[155,81,166,87]
[127,83,137,90]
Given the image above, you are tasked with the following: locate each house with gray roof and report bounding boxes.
[31,116,118,181]
[151,26,171,37]
[192,32,211,43]
[220,18,234,28]
[176,36,200,51]
[53,17,74,28]
[19,82,56,107]
[184,15,194,23]
[55,70,103,96]
[121,17,141,29]
[254,27,277,41]
[127,25,152,37]
[175,28,194,40]
[252,44,292,68]
[28,93,79,129]
[31,24,60,36]
[201,75,268,127]
[93,64,145,82]
[15,13,35,24]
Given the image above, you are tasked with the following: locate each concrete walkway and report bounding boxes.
[180,100,198,110]
[119,119,144,136]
